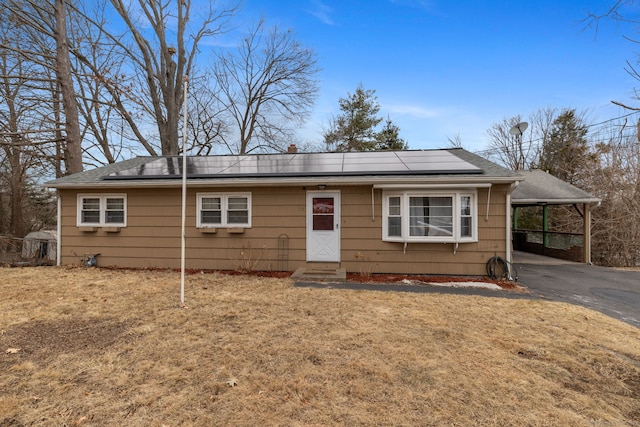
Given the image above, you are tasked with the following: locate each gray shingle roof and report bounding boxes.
[46,149,521,189]
[511,169,600,205]
[449,148,521,179]
[46,157,154,187]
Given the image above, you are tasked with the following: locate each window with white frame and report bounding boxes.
[197,193,251,228]
[77,194,127,227]
[382,191,477,242]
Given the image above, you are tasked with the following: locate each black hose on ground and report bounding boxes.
[486,255,517,281]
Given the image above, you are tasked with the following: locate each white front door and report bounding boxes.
[306,191,340,262]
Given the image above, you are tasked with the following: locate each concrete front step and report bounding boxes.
[291,267,347,282]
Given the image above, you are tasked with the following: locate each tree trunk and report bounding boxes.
[54,0,83,174]
[8,149,26,237]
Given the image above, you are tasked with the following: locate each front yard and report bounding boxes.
[1,266,639,426]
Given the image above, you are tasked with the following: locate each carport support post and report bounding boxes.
[542,204,549,254]
[583,203,591,264]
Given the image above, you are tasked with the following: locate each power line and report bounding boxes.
[476,111,640,157]
[476,109,640,157]
[584,110,640,130]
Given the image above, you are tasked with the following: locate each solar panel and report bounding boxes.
[104,151,483,180]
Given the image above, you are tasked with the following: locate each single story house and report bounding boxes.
[45,148,523,276]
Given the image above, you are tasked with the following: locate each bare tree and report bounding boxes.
[588,118,640,266]
[585,2,640,112]
[482,107,562,170]
[483,115,533,170]
[109,0,238,155]
[527,107,557,167]
[1,0,83,175]
[185,76,228,156]
[0,54,28,236]
[214,19,320,154]
[54,0,82,173]
[0,14,57,235]
[446,133,465,149]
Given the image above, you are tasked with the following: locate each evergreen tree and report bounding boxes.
[323,84,406,152]
[375,117,408,150]
[537,109,594,185]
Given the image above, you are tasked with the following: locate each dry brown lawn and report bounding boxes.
[1,266,639,426]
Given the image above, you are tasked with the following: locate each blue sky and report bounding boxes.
[236,0,640,151]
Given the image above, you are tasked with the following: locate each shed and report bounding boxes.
[22,230,57,264]
[511,169,600,263]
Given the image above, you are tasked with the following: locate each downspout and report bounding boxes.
[371,186,375,221]
[485,185,492,222]
[505,181,519,265]
[56,192,61,266]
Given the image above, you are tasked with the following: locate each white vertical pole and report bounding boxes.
[583,203,592,264]
[506,190,512,265]
[180,76,189,306]
[56,193,62,266]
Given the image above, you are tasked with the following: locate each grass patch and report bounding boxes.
[1,266,639,426]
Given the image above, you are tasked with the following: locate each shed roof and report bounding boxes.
[24,230,57,241]
[46,148,522,189]
[511,169,600,206]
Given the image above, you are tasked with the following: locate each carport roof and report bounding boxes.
[512,169,600,206]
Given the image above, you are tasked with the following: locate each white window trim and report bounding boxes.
[77,194,127,227]
[196,192,252,228]
[382,190,478,243]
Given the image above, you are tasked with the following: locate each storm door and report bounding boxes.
[306,191,341,262]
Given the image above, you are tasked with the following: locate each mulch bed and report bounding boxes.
[67,266,522,291]
[205,269,521,290]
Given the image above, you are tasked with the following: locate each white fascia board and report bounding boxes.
[512,198,601,205]
[48,175,522,190]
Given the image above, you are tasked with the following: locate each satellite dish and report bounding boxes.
[509,122,529,136]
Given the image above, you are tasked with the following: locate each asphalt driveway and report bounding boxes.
[295,252,640,329]
[514,252,640,329]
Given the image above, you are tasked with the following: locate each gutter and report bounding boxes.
[506,181,520,266]
[512,198,601,205]
[47,175,524,190]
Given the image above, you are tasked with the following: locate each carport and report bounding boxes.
[511,170,600,264]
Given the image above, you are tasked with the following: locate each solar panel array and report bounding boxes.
[104,151,483,180]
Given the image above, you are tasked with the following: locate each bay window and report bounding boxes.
[383,191,477,242]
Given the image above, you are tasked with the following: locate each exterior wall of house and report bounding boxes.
[58,183,510,276]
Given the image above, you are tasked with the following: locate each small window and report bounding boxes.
[227,197,249,225]
[105,198,125,224]
[312,197,335,231]
[387,196,402,237]
[460,195,473,238]
[197,193,251,228]
[81,198,101,224]
[77,194,127,227]
[200,197,222,225]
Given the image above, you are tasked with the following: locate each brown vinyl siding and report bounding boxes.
[58,184,510,276]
